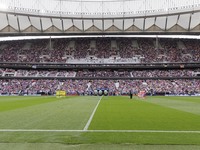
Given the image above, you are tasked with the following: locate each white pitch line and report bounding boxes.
[83,96,103,131]
[0,129,200,133]
[0,129,83,132]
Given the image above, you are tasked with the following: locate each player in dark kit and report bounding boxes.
[129,89,133,99]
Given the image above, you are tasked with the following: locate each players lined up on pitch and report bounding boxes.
[130,89,146,99]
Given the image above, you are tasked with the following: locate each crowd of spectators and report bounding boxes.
[0,38,199,96]
[130,69,196,78]
[74,38,90,59]
[0,38,200,63]
[0,68,76,77]
[76,70,131,77]
[0,68,199,78]
[0,79,199,95]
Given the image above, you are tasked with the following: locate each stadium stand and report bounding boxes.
[0,38,200,63]
[0,79,200,96]
[0,37,200,96]
[0,68,199,78]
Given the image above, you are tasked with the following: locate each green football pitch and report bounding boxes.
[0,96,200,150]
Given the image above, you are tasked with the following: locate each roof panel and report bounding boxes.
[178,14,190,29]
[41,18,52,30]
[18,16,31,31]
[104,20,113,30]
[38,0,60,12]
[134,18,144,30]
[124,19,133,30]
[103,1,123,13]
[83,20,93,30]
[145,17,155,30]
[190,12,200,29]
[8,14,18,30]
[167,15,178,29]
[73,19,83,30]
[52,18,63,30]
[114,19,123,30]
[155,16,166,30]
[3,0,200,18]
[30,17,41,30]
[63,19,73,30]
[0,13,8,30]
[94,20,103,30]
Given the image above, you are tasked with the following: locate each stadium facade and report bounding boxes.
[0,0,200,96]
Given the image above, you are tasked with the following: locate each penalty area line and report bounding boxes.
[83,96,103,131]
[0,129,200,133]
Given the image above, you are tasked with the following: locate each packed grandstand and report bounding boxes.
[0,38,200,63]
[0,37,200,96]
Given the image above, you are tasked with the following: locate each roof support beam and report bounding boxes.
[102,19,104,33]
[143,18,146,31]
[5,13,11,32]
[40,17,43,32]
[188,13,192,31]
[17,15,20,32]
[72,19,74,27]
[82,19,84,32]
[122,18,125,31]
[176,14,180,24]
[28,16,32,26]
[165,16,168,31]
[50,18,53,26]
[61,19,64,32]
[154,17,157,24]
[6,13,9,26]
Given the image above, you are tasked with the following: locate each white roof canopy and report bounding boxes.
[0,0,200,18]
[0,0,200,35]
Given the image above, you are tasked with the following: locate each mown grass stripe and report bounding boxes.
[83,96,103,131]
[0,96,59,112]
[146,97,200,115]
[0,96,99,130]
[88,96,200,130]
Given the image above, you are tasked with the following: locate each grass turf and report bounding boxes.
[0,96,200,149]
[89,96,200,130]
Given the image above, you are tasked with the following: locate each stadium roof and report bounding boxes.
[0,0,200,36]
[1,35,200,42]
